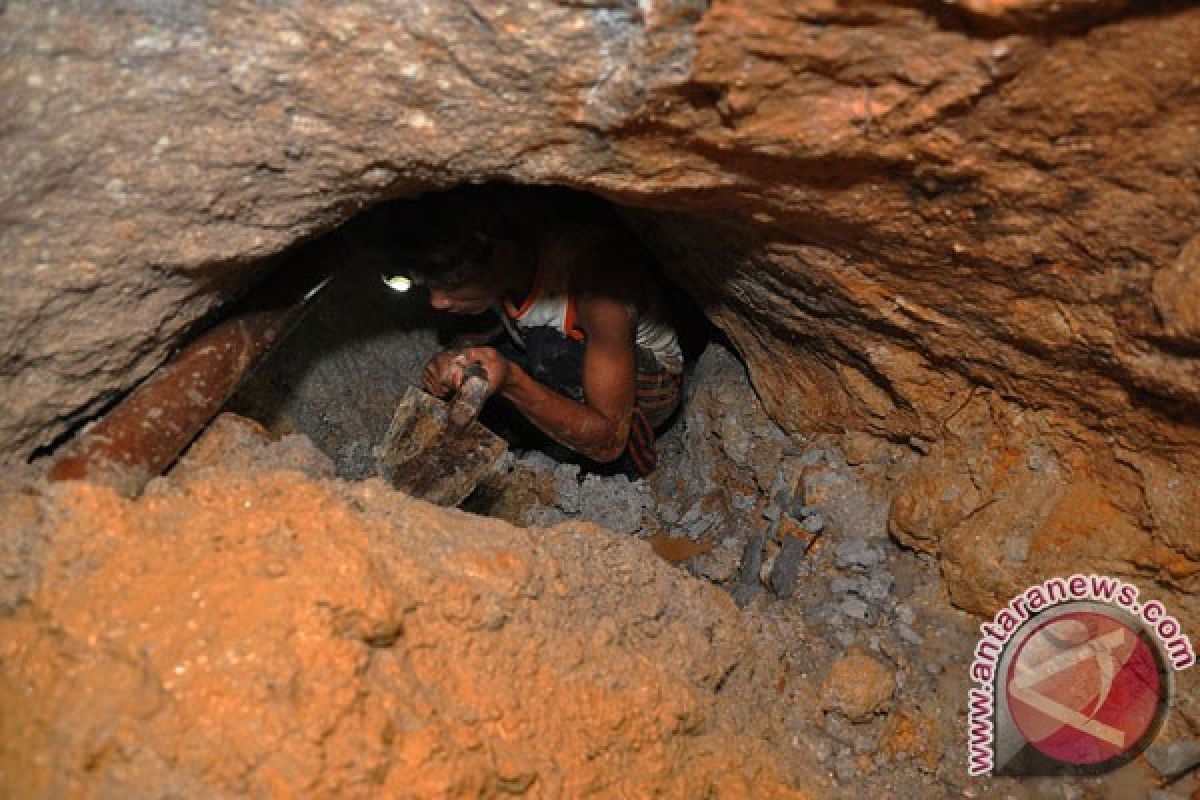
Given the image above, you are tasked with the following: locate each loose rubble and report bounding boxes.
[459,342,1199,798]
[215,293,1200,798]
[0,425,818,798]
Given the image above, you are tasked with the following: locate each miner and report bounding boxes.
[382,190,683,476]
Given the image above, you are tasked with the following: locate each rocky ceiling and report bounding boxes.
[1,1,1198,618]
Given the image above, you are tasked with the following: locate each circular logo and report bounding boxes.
[1005,606,1169,770]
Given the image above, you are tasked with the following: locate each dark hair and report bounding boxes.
[397,229,493,289]
[387,186,519,288]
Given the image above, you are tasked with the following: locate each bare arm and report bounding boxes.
[498,294,636,462]
[422,224,645,462]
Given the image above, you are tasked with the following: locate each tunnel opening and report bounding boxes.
[224,184,714,484]
[13,181,993,795]
[191,182,926,604]
[217,183,807,566]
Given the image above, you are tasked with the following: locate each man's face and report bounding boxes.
[428,279,501,316]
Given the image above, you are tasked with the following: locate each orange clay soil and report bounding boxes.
[0,419,817,798]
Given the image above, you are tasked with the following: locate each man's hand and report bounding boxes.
[421,347,509,400]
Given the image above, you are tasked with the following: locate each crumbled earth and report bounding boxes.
[5,399,1192,798]
[465,343,1200,798]
[0,421,819,798]
[469,343,986,793]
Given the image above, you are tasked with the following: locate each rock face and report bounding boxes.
[0,426,814,797]
[2,3,1198,620]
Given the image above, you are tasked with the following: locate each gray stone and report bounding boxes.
[834,752,857,784]
[730,582,764,609]
[731,493,757,512]
[577,473,646,535]
[798,449,825,467]
[553,464,583,514]
[767,534,808,599]
[735,531,766,589]
[811,604,842,627]
[864,572,894,601]
[677,501,703,528]
[719,429,753,465]
[830,576,860,595]
[686,510,721,540]
[518,450,559,472]
[834,539,885,570]
[841,596,870,620]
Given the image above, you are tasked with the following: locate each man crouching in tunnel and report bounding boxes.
[383,188,684,476]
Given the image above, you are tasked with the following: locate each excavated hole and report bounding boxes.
[5,0,1197,791]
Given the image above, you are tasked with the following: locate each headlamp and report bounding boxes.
[382,272,413,293]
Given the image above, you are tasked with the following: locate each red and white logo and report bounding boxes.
[968,578,1193,777]
[1005,610,1165,768]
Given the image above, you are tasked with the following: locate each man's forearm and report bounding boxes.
[498,364,630,462]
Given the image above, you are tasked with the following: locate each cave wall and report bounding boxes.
[2,1,1198,618]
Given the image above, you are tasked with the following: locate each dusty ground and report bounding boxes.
[226,230,445,480]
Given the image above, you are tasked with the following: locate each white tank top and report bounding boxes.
[497,246,683,374]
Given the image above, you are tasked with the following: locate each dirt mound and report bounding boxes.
[0,426,816,798]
